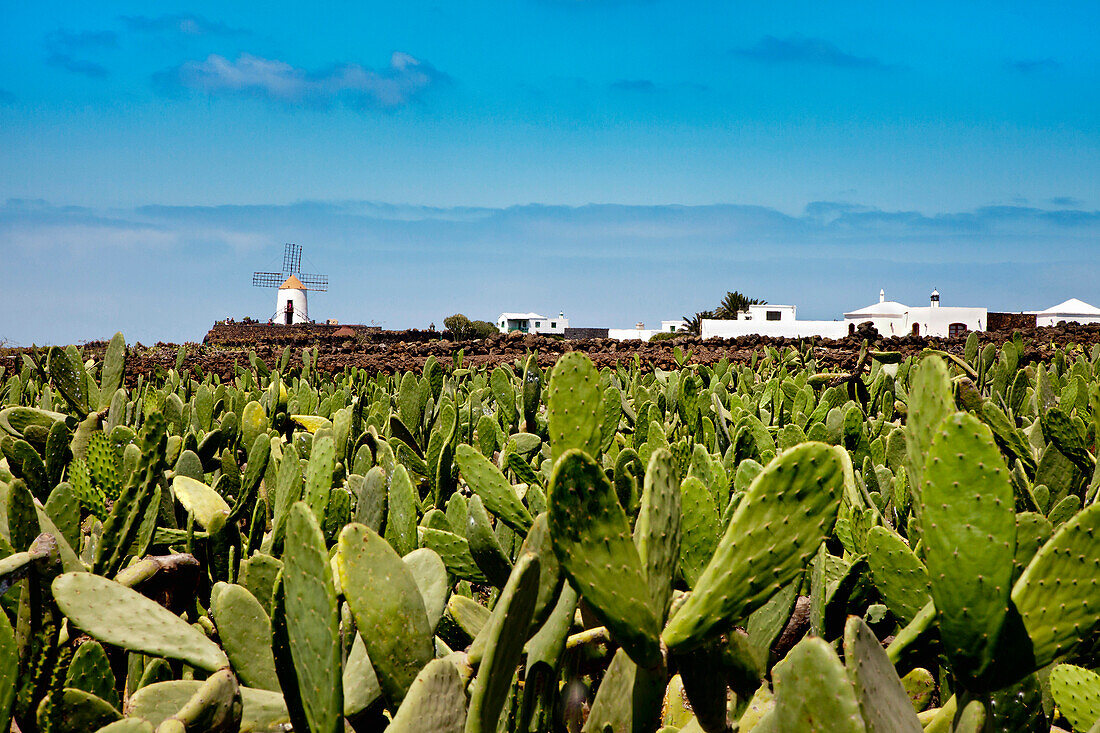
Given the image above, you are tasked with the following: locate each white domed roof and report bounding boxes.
[1040,298,1100,315]
[844,300,908,317]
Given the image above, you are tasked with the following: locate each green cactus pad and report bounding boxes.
[465,494,514,588]
[899,668,935,712]
[37,688,121,733]
[1012,502,1100,669]
[172,476,231,533]
[212,583,280,692]
[386,464,419,557]
[94,720,155,733]
[455,444,534,533]
[155,668,242,733]
[547,449,662,669]
[303,434,335,522]
[547,353,603,460]
[1049,664,1100,732]
[52,573,228,671]
[843,616,922,733]
[663,443,843,652]
[337,522,434,705]
[65,640,119,710]
[920,411,1015,684]
[1013,512,1053,583]
[341,634,382,719]
[403,548,450,633]
[678,475,719,590]
[905,356,953,501]
[387,659,467,733]
[514,513,564,628]
[126,681,289,732]
[279,503,342,733]
[447,594,491,641]
[865,526,931,625]
[633,448,682,623]
[417,526,490,583]
[582,647,664,733]
[466,553,540,733]
[773,636,865,732]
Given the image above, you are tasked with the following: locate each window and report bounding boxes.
[766,311,782,321]
[535,322,541,327]
[670,325,676,332]
[948,323,968,338]
[551,322,556,328]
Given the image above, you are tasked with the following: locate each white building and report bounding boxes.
[701,304,847,340]
[608,320,686,340]
[276,276,309,325]
[496,312,568,335]
[1034,298,1100,327]
[843,289,986,337]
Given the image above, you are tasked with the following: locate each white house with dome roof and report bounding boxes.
[844,289,986,337]
[1033,298,1100,327]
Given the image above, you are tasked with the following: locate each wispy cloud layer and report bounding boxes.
[119,13,247,37]
[44,29,117,77]
[733,35,891,70]
[3,197,1098,345]
[155,52,450,108]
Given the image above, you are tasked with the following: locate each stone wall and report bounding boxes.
[564,327,610,339]
[988,312,1038,331]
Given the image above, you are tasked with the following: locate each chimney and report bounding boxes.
[930,289,940,308]
[635,322,645,330]
[879,289,885,303]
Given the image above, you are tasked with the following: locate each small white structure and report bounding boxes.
[277,276,309,325]
[497,312,568,335]
[1035,298,1100,327]
[608,320,686,341]
[701,304,847,339]
[844,289,986,337]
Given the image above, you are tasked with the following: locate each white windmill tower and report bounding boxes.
[252,243,328,325]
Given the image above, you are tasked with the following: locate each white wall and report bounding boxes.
[609,328,663,341]
[275,288,308,324]
[1037,314,1100,327]
[739,304,797,322]
[497,315,568,334]
[903,307,986,337]
[701,319,848,339]
[842,315,906,336]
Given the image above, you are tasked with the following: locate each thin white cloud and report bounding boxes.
[157,52,450,109]
[119,13,246,37]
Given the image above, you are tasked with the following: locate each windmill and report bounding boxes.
[253,243,328,325]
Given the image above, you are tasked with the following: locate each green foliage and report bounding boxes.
[4,333,1100,732]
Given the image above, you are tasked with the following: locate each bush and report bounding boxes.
[443,314,472,337]
[469,320,498,338]
[649,331,683,342]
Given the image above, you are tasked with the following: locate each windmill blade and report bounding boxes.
[253,272,285,288]
[298,274,328,291]
[283,243,302,273]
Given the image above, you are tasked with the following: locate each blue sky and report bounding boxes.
[2,2,1099,344]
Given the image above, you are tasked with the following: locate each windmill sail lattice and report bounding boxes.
[252,243,328,291]
[253,243,328,324]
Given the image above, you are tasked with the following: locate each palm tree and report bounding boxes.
[715,291,766,319]
[679,310,715,335]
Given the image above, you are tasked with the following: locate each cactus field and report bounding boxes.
[5,332,1100,732]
